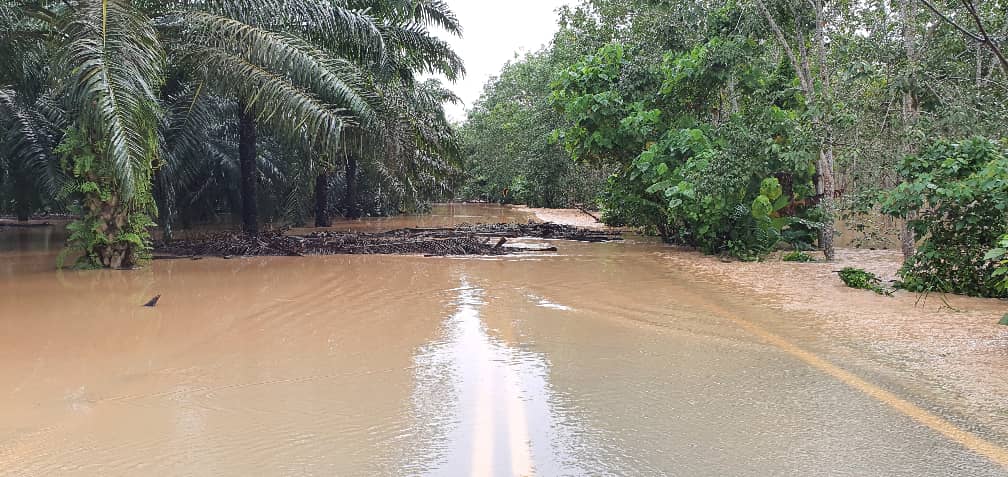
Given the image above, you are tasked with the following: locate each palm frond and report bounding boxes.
[0,88,66,197]
[156,0,386,62]
[379,21,464,80]
[55,0,165,205]
[178,11,380,128]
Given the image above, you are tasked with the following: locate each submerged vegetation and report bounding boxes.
[155,222,620,258]
[838,267,893,296]
[782,251,814,263]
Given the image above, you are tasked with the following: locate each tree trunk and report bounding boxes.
[13,171,32,222]
[817,147,837,261]
[899,0,920,261]
[238,101,259,236]
[315,171,332,227]
[154,168,174,243]
[342,154,360,219]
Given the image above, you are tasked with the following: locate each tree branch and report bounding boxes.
[961,0,1008,75]
[754,0,813,95]
[916,0,983,42]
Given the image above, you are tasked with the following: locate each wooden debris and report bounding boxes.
[154,222,620,259]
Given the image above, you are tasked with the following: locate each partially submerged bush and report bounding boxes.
[881,138,1008,298]
[989,234,1008,293]
[838,267,893,296]
[782,251,813,262]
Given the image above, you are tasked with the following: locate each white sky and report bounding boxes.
[434,0,572,122]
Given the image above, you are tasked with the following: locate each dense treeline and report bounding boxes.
[457,0,1008,297]
[0,0,463,268]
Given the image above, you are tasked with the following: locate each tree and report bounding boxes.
[0,0,464,267]
[881,137,1008,297]
[755,0,839,260]
[459,49,606,208]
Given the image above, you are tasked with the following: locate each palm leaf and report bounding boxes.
[55,0,165,206]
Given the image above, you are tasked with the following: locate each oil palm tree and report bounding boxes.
[1,0,466,265]
[313,0,465,225]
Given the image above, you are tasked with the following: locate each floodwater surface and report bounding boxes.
[1,205,1006,476]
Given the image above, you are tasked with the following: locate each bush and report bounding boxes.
[783,251,813,262]
[881,138,1008,298]
[838,267,893,296]
[989,234,1008,293]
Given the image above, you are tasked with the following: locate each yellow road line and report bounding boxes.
[719,308,1008,469]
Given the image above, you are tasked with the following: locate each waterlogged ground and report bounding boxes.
[1,204,1007,476]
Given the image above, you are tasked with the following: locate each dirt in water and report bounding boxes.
[1,204,1007,476]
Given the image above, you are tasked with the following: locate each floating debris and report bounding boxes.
[154,222,621,259]
[143,295,161,307]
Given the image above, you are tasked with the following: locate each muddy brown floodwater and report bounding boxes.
[1,204,1007,476]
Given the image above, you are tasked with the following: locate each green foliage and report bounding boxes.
[783,251,813,263]
[991,234,1008,293]
[459,49,606,208]
[1,0,466,263]
[550,36,822,260]
[881,138,1008,298]
[838,267,893,296]
[56,128,156,269]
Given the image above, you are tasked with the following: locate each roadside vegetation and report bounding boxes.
[455,0,1008,298]
[1,0,463,268]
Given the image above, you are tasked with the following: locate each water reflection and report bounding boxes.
[0,224,62,254]
[406,275,584,476]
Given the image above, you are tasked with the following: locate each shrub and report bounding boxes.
[838,267,893,296]
[989,234,1008,293]
[881,138,1008,298]
[783,251,813,262]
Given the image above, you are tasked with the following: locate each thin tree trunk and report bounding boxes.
[238,100,258,236]
[900,0,921,261]
[315,171,332,227]
[817,148,837,261]
[343,154,360,219]
[813,0,836,261]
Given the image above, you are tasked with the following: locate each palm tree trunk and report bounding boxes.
[315,171,332,227]
[343,154,361,219]
[13,172,32,222]
[238,100,258,236]
[154,168,174,242]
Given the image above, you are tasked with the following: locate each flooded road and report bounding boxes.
[1,204,1006,475]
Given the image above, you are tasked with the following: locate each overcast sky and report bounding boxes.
[434,0,572,121]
